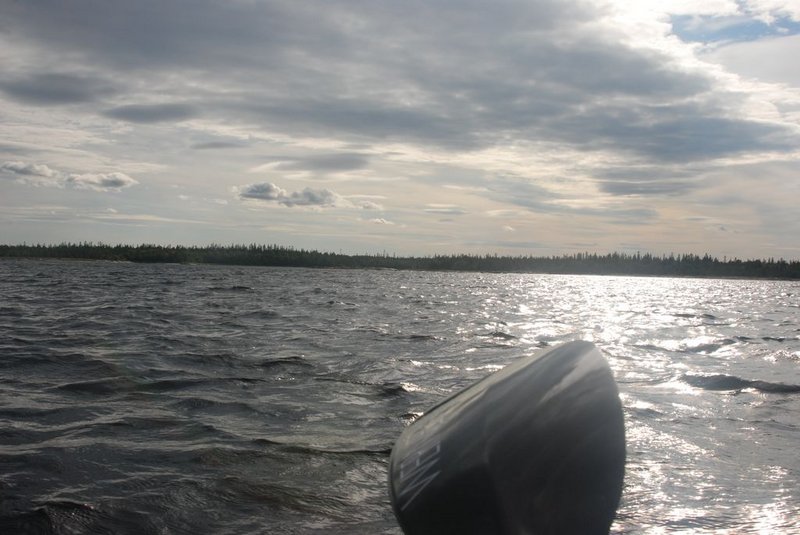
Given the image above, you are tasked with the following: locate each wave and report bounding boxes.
[684,339,736,354]
[0,500,155,535]
[52,376,139,396]
[675,312,718,320]
[682,373,800,393]
[401,333,441,341]
[251,438,392,456]
[257,355,313,369]
[207,285,254,292]
[762,336,788,342]
[479,330,518,340]
[315,376,414,397]
[53,375,268,397]
[239,309,281,320]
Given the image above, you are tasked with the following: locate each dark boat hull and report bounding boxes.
[388,341,626,535]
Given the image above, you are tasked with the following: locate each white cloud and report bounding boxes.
[1,160,58,179]
[424,204,467,215]
[94,212,204,224]
[1,160,138,191]
[702,33,800,86]
[744,0,800,23]
[354,199,383,210]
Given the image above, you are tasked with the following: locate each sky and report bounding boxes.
[1,0,799,259]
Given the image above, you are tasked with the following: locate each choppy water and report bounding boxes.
[0,259,798,534]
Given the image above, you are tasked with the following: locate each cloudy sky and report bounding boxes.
[1,0,799,258]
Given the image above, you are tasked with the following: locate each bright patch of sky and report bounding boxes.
[672,14,800,43]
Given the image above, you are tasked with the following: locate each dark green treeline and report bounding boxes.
[1,243,799,279]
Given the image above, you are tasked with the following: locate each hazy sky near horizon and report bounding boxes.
[2,0,799,258]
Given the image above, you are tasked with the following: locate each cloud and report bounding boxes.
[483,177,562,213]
[237,182,286,202]
[424,204,467,215]
[542,101,796,162]
[1,160,138,191]
[93,212,203,224]
[0,72,116,105]
[592,165,701,197]
[232,98,478,151]
[103,103,197,123]
[743,1,800,24]
[235,181,384,210]
[3,0,797,163]
[236,181,366,209]
[279,188,341,206]
[1,161,58,178]
[478,173,661,223]
[598,180,695,196]
[702,33,800,85]
[281,188,338,207]
[357,200,383,210]
[269,153,371,173]
[191,140,247,150]
[0,1,314,69]
[65,172,138,191]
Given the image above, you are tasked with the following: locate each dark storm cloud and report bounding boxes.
[0,73,116,105]
[1,0,797,162]
[103,103,197,123]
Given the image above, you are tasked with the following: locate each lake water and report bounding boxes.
[1,259,798,534]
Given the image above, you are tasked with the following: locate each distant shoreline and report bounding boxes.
[3,243,799,280]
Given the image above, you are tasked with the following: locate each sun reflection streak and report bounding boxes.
[469,274,800,533]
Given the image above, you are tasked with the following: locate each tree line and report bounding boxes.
[1,242,799,279]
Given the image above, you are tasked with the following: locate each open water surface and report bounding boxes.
[1,259,799,533]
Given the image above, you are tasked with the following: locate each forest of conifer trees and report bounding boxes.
[1,242,798,279]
